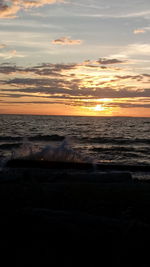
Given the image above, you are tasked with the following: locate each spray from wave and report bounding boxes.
[10,137,94,164]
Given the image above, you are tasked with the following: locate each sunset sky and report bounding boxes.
[0,0,150,116]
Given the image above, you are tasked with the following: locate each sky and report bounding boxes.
[0,0,150,116]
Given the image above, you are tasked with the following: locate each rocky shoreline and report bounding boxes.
[0,165,150,266]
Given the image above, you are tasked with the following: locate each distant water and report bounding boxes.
[0,114,150,167]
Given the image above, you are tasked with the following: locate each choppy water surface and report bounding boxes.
[0,114,150,166]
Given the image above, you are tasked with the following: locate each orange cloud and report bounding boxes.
[97,58,126,65]
[133,29,146,34]
[0,0,64,18]
[0,2,20,18]
[0,44,7,49]
[0,61,150,116]
[22,0,64,8]
[52,37,82,45]
[0,49,25,59]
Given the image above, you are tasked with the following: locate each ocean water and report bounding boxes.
[0,114,150,167]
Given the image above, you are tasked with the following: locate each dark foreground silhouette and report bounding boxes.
[0,163,150,266]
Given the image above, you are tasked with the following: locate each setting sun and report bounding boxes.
[91,104,105,112]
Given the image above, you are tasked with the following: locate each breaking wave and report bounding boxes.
[11,138,93,164]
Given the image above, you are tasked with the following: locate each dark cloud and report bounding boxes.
[0,64,22,74]
[105,102,150,109]
[0,100,62,105]
[6,77,66,86]
[143,74,150,77]
[0,92,38,98]
[52,37,82,45]
[86,87,150,99]
[4,77,81,93]
[0,63,77,76]
[1,83,150,99]
[1,99,150,110]
[97,58,126,65]
[116,75,143,80]
[33,63,77,76]
[115,74,150,83]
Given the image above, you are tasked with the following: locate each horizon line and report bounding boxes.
[0,113,149,118]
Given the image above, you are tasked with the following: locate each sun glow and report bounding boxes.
[91,104,105,111]
[81,104,114,116]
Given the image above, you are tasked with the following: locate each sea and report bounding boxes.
[0,114,150,170]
